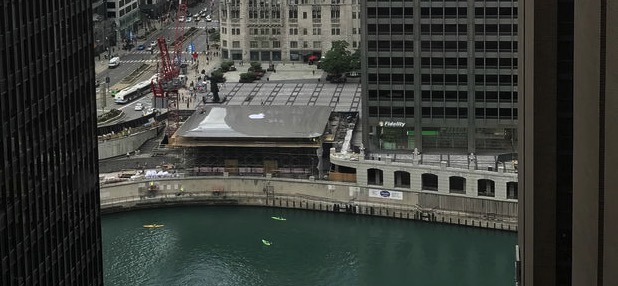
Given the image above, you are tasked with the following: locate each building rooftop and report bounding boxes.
[172,105,332,147]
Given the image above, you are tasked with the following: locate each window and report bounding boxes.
[331,28,340,35]
[250,41,258,48]
[273,41,281,48]
[331,5,340,19]
[352,12,356,19]
[421,173,439,191]
[232,41,240,48]
[303,28,308,35]
[313,41,321,49]
[312,6,321,19]
[303,11,307,19]
[261,41,270,48]
[290,41,298,48]
[289,7,298,19]
[313,28,321,35]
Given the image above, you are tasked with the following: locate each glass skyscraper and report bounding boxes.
[0,1,103,285]
[361,0,519,153]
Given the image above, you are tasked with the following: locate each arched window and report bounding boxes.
[367,168,383,185]
[449,176,466,194]
[421,173,439,191]
[394,171,411,188]
[478,179,495,197]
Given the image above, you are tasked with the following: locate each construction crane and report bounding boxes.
[152,0,188,142]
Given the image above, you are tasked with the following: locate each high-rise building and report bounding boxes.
[360,0,519,154]
[0,1,103,285]
[219,0,361,62]
[518,0,618,285]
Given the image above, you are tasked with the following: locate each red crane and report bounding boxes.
[152,0,188,141]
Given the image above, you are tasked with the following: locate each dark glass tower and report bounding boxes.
[0,1,103,285]
[361,0,519,154]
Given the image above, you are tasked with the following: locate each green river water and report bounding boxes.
[102,206,516,286]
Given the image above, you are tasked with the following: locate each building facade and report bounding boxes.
[361,0,519,154]
[0,1,103,285]
[219,0,361,62]
[106,0,142,46]
[518,0,618,285]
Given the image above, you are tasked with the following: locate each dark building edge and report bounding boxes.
[1,1,103,285]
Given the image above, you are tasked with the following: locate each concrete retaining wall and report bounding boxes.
[98,127,158,159]
[100,176,517,231]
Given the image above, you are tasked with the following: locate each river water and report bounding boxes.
[102,206,516,286]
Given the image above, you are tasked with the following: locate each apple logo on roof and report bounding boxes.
[248,113,265,119]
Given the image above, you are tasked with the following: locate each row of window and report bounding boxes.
[222,40,359,49]
[366,73,517,85]
[250,41,282,48]
[367,90,517,103]
[366,7,414,17]
[367,41,414,51]
[366,6,517,19]
[367,24,414,35]
[367,57,517,69]
[369,107,517,120]
[367,171,518,199]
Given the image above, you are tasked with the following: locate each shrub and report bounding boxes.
[239,72,257,83]
[220,60,235,72]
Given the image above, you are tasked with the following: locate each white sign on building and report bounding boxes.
[368,189,403,200]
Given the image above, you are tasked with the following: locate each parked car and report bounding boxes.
[137,44,145,50]
[134,103,144,111]
[205,15,212,22]
[186,17,192,23]
[150,41,157,47]
[178,16,185,22]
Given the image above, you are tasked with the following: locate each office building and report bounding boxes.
[360,0,519,153]
[107,0,141,46]
[219,0,361,62]
[518,0,618,285]
[0,1,103,285]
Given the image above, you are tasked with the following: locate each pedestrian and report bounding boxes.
[312,70,315,75]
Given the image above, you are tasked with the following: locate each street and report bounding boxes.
[96,1,220,120]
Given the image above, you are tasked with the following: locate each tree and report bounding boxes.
[320,41,356,77]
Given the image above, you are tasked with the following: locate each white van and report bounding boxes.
[108,57,120,68]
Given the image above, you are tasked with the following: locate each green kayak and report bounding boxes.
[271,216,286,221]
[262,239,272,246]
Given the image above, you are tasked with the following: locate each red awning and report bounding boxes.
[308,55,318,61]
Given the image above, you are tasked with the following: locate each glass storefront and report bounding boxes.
[421,127,468,151]
[475,128,517,152]
[369,124,415,151]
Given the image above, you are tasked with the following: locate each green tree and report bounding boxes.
[349,48,361,71]
[320,41,356,77]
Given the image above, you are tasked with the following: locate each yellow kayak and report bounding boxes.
[143,224,164,228]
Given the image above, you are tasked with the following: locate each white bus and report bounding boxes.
[114,80,152,104]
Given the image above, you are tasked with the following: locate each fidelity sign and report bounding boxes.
[379,121,406,127]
